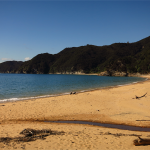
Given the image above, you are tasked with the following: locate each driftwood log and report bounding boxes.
[133,136,150,146]
[135,93,147,99]
[0,128,65,143]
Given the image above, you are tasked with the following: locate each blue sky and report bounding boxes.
[0,0,150,63]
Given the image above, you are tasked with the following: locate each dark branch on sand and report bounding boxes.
[134,136,150,146]
[133,93,147,99]
[0,128,65,144]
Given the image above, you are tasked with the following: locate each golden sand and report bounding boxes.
[0,75,150,150]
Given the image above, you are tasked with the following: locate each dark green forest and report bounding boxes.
[0,61,23,73]
[0,36,150,75]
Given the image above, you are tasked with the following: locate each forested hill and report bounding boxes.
[0,61,23,73]
[0,36,150,75]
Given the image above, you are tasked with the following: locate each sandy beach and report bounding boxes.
[0,75,150,150]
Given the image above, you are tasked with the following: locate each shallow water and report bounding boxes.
[49,121,150,132]
[0,74,146,102]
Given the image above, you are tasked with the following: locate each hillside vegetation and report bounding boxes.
[0,61,23,73]
[0,36,150,75]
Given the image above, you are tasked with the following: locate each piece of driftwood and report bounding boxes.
[0,128,65,144]
[136,120,150,121]
[101,132,141,137]
[133,136,150,146]
[135,93,147,99]
[20,128,53,137]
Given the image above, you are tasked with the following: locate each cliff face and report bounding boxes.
[0,36,150,75]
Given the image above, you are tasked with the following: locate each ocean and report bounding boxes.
[0,74,146,103]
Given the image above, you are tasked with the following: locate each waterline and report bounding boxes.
[0,74,146,103]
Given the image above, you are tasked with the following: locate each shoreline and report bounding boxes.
[0,75,150,126]
[0,75,150,149]
[0,75,147,104]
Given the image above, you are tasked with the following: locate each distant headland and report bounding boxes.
[0,36,150,76]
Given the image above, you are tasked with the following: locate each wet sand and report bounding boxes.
[0,75,150,149]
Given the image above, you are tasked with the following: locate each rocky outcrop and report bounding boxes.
[51,70,85,75]
[98,71,110,76]
[99,70,128,77]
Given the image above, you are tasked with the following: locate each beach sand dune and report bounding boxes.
[0,75,150,149]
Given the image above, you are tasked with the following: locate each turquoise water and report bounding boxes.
[0,74,146,102]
